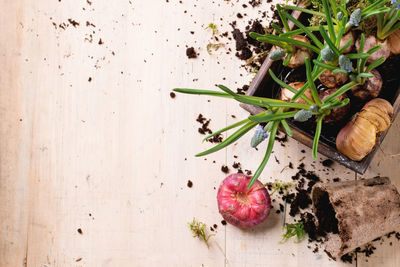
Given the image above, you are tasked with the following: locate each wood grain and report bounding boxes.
[0,1,398,267]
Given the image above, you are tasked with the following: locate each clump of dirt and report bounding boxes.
[289,189,312,217]
[221,165,229,174]
[195,114,223,143]
[313,191,339,235]
[196,114,212,135]
[186,47,197,59]
[236,84,249,95]
[231,19,271,66]
[322,159,334,168]
[232,161,243,173]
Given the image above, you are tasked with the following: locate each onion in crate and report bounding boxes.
[336,98,393,161]
[283,35,313,68]
[319,88,350,123]
[350,69,383,101]
[280,82,313,105]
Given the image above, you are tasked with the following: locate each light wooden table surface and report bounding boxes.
[0,0,399,266]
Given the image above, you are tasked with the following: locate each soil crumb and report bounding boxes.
[322,159,334,167]
[186,47,197,58]
[196,114,222,143]
[221,165,229,174]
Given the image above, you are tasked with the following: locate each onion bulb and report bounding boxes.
[217,173,271,228]
[340,31,355,54]
[319,89,350,123]
[350,69,383,101]
[284,35,313,68]
[318,69,348,88]
[356,35,390,63]
[388,29,400,55]
[280,82,313,105]
[336,98,393,161]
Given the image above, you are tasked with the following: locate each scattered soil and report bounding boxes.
[196,114,212,135]
[68,18,80,27]
[236,84,249,95]
[275,133,288,147]
[314,191,339,235]
[232,161,243,173]
[196,114,223,143]
[187,180,193,188]
[289,189,312,217]
[170,92,176,99]
[322,159,334,168]
[186,47,197,59]
[221,165,229,174]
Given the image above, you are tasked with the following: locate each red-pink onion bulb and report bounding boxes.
[217,173,271,228]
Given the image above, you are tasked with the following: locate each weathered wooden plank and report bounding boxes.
[0,1,34,266]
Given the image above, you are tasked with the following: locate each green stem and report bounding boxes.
[305,58,322,106]
[248,111,298,123]
[312,116,324,159]
[292,68,325,102]
[256,35,320,54]
[282,11,324,49]
[280,26,324,37]
[173,88,232,98]
[281,5,326,18]
[195,121,258,157]
[322,0,336,44]
[202,118,250,142]
[319,25,340,56]
[322,81,358,103]
[268,69,314,105]
[280,120,293,137]
[277,4,290,33]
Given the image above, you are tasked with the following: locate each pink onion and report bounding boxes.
[217,173,271,228]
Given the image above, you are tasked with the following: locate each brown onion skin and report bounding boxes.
[388,29,400,55]
[319,89,350,123]
[350,69,383,101]
[356,35,391,63]
[340,31,355,54]
[283,35,312,68]
[318,69,348,88]
[217,173,271,228]
[336,98,393,161]
[280,82,313,105]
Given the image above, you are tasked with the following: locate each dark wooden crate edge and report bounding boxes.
[240,4,400,174]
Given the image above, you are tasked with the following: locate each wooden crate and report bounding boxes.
[240,5,400,174]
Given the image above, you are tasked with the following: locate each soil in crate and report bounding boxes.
[254,54,400,149]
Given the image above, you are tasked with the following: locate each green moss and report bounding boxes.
[188,218,215,248]
[281,222,305,242]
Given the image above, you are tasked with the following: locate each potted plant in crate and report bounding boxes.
[173,0,400,188]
